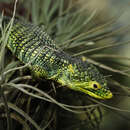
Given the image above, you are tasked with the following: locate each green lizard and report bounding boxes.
[1,17,112,99]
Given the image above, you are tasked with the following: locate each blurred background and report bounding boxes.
[0,0,130,130]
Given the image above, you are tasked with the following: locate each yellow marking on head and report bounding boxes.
[81,56,87,62]
[79,87,104,99]
[68,64,74,73]
[79,87,113,99]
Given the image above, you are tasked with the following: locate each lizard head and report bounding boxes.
[72,80,113,99]
[58,60,113,99]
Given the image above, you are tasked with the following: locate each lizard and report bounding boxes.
[1,16,113,99]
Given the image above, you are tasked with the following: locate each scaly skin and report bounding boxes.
[2,17,112,99]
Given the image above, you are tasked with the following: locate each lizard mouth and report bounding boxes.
[79,87,113,99]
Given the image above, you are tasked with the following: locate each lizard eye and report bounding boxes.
[93,84,98,89]
[92,82,101,90]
